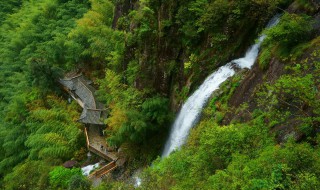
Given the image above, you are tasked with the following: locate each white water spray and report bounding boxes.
[81,163,100,176]
[162,16,280,158]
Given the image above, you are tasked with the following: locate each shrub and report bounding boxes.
[49,166,83,189]
[260,13,313,68]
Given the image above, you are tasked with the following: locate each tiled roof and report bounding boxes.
[59,74,107,125]
[78,108,105,125]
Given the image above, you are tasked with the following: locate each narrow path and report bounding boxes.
[85,126,118,161]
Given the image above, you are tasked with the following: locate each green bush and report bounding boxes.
[261,13,312,61]
[49,166,83,189]
[68,175,91,190]
[259,46,273,70]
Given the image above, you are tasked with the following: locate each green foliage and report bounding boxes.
[68,174,91,190]
[0,0,88,188]
[258,74,317,111]
[138,13,320,188]
[142,96,171,127]
[259,46,273,70]
[0,93,84,189]
[259,13,313,68]
[91,181,133,190]
[295,0,318,13]
[25,96,83,161]
[206,141,320,190]
[268,13,312,47]
[3,160,51,190]
[141,119,320,189]
[257,57,320,135]
[0,0,22,24]
[0,88,32,176]
[49,166,83,189]
[91,3,295,171]
[140,119,274,189]
[1,0,319,189]
[67,0,125,70]
[97,69,171,147]
[0,0,88,91]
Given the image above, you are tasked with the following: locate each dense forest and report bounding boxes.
[0,0,319,189]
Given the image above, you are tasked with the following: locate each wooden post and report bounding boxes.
[84,127,90,149]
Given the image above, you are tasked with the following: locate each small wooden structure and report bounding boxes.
[59,73,119,178]
[59,74,107,124]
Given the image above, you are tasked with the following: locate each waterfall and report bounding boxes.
[162,15,280,158]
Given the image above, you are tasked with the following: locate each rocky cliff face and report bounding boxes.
[109,0,285,111]
[223,4,320,143]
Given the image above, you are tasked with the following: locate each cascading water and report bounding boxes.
[81,162,100,176]
[162,15,280,158]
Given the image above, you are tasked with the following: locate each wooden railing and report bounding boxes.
[88,145,114,161]
[100,165,117,178]
[88,161,117,179]
[84,127,90,149]
[84,126,117,162]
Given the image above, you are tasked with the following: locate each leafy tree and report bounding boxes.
[25,96,83,161]
[68,174,91,190]
[67,0,125,70]
[3,160,51,190]
[260,13,313,68]
[0,0,88,187]
[0,0,22,24]
[49,166,83,189]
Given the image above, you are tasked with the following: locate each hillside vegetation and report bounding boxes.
[0,0,319,189]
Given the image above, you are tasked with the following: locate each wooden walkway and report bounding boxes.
[84,126,118,161]
[59,73,119,178]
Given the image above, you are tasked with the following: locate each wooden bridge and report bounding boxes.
[88,161,117,179]
[59,73,120,179]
